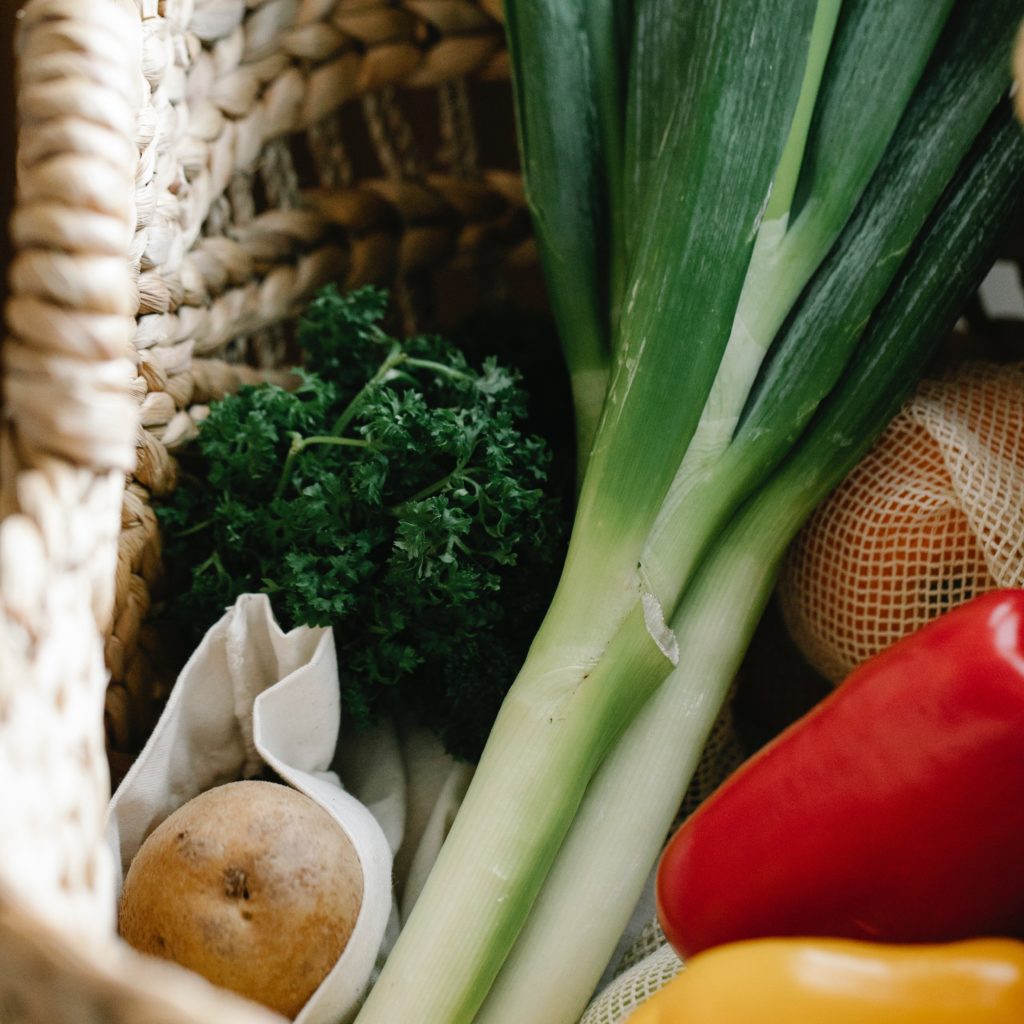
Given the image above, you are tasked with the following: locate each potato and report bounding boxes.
[118,780,363,1019]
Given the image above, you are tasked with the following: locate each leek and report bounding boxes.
[477,96,1024,1024]
[357,4,817,1019]
[504,0,619,475]
[645,0,1019,608]
[354,1,1024,1022]
[674,0,950,486]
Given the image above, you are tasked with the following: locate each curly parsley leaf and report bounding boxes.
[160,285,566,761]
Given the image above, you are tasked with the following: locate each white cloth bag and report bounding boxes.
[106,594,395,1024]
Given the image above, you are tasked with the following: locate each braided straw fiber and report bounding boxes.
[0,1,749,1020]
[0,0,527,1019]
[94,0,534,772]
[3,0,140,942]
[0,879,285,1024]
[1,1,275,1019]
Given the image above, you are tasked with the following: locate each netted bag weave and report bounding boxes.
[580,941,682,1024]
[778,360,1024,683]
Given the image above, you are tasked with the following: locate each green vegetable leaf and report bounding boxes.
[159,285,566,761]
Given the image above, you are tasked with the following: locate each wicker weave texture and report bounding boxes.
[0,0,524,1019]
[0,881,285,1024]
[103,0,533,760]
[2,0,141,941]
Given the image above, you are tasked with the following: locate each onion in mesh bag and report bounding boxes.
[778,360,1024,683]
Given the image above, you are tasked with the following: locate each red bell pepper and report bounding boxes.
[656,589,1024,959]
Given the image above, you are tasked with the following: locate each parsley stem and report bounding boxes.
[331,346,408,436]
[404,357,474,381]
[389,456,476,513]
[330,351,474,440]
[301,435,372,448]
[274,433,371,500]
[389,472,456,512]
[194,549,229,581]
[172,517,214,539]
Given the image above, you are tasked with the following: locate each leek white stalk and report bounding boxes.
[355,6,818,1021]
[475,533,782,1024]
[354,2,1024,1022]
[471,95,1024,1024]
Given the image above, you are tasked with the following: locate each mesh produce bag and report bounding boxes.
[778,360,1024,683]
[578,360,1024,1024]
[580,937,682,1024]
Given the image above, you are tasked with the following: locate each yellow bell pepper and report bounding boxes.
[627,938,1024,1023]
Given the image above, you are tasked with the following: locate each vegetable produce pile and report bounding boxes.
[160,285,566,761]
[638,590,1024,1023]
[351,1,1024,1022]
[154,0,1024,1021]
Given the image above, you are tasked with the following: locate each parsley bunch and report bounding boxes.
[160,286,565,760]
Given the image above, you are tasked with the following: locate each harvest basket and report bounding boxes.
[0,0,545,1018]
[6,3,1019,1022]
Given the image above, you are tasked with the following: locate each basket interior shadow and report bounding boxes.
[101,1,569,785]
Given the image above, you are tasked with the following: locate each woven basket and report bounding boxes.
[11,6,1018,1022]
[0,1,536,1018]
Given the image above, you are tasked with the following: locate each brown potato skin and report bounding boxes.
[119,781,363,1019]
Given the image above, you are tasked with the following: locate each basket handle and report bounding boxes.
[0,0,140,941]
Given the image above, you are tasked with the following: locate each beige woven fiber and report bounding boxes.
[96,0,535,769]
[0,0,530,1020]
[0,880,286,1024]
[2,0,140,943]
